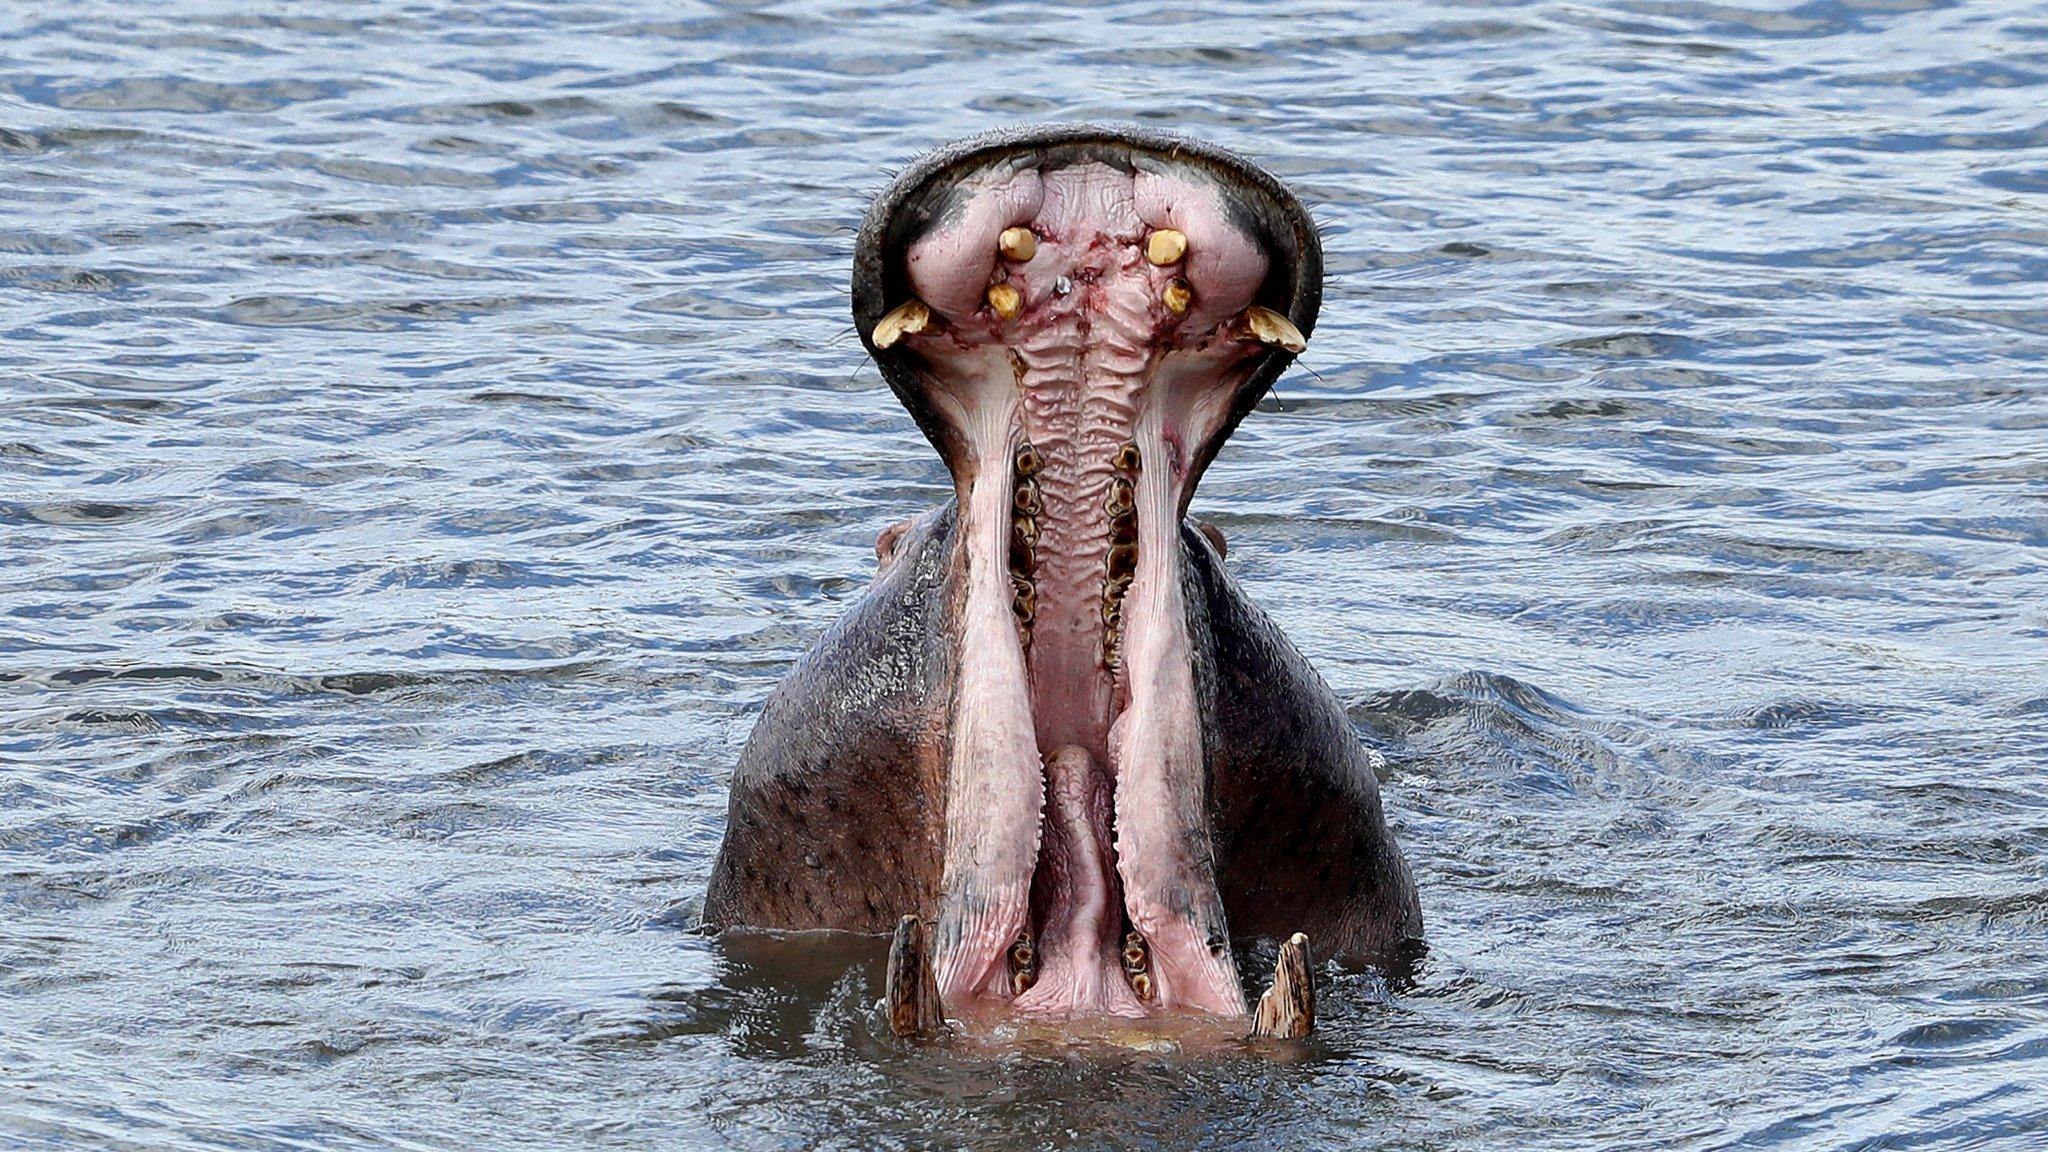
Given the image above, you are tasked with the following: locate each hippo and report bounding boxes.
[704,124,1421,1039]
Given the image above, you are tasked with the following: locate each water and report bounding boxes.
[2,1,2044,1147]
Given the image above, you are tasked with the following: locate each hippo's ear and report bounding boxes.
[875,517,914,570]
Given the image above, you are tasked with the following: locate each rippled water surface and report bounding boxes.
[4,1,2046,1148]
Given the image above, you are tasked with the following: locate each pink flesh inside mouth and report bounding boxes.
[880,153,1295,1023]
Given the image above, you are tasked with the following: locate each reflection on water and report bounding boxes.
[3,1,2045,1148]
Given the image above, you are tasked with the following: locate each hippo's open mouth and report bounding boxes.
[853,126,1321,1024]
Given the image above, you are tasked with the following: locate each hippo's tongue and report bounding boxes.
[853,128,1318,1022]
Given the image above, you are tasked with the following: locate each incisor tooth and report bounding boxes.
[872,299,929,349]
[987,282,1022,320]
[998,226,1037,262]
[1162,277,1193,315]
[1241,305,1306,353]
[1145,228,1187,266]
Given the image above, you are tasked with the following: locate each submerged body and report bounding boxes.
[705,125,1421,1029]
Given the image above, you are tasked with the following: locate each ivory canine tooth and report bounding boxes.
[885,915,945,1039]
[1162,277,1193,316]
[1250,932,1316,1040]
[1240,305,1306,353]
[872,299,930,349]
[1145,228,1187,266]
[987,282,1022,320]
[998,226,1037,262]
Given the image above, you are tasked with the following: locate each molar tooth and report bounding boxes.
[1012,515,1039,551]
[1145,228,1188,266]
[1013,477,1042,518]
[1010,530,1037,576]
[1107,542,1137,579]
[1112,443,1141,473]
[1105,477,1134,519]
[1008,934,1038,996]
[872,299,930,349]
[1014,441,1042,477]
[1239,306,1307,354]
[1123,932,1154,1001]
[986,281,1022,321]
[1161,277,1193,316]
[1012,576,1037,621]
[998,226,1037,262]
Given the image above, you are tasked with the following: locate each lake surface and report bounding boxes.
[3,1,2045,1148]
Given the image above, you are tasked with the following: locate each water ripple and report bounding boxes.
[2,1,2045,1150]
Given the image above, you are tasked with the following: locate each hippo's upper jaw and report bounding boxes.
[851,126,1323,1025]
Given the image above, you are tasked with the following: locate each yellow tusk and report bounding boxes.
[1240,305,1305,353]
[1162,277,1193,316]
[1145,228,1187,266]
[998,226,1037,262]
[987,282,1022,320]
[872,299,930,349]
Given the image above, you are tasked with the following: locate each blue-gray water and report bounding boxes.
[3,2,2045,1148]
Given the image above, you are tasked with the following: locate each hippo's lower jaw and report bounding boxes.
[855,128,1321,1024]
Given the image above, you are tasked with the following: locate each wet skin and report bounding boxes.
[704,125,1422,1028]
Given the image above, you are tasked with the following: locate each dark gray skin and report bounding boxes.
[705,508,956,933]
[706,517,1422,969]
[704,123,1423,983]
